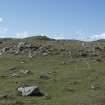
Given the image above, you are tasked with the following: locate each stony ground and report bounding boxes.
[0,36,105,105]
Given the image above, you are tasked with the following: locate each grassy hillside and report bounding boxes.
[0,36,105,105]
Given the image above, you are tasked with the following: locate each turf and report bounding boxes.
[0,37,105,105]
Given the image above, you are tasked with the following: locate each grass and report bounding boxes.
[0,54,105,105]
[0,37,105,105]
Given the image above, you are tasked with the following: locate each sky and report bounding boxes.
[0,0,105,41]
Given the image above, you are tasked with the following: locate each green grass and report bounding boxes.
[0,54,105,105]
[0,37,105,104]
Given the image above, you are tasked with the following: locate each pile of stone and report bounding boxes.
[0,42,53,57]
[0,39,105,58]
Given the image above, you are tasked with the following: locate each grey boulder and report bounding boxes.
[18,86,42,96]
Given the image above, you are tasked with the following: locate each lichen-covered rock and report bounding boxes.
[18,86,41,96]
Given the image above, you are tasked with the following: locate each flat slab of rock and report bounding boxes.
[18,86,41,96]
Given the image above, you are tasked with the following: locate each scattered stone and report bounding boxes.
[9,67,33,77]
[17,86,43,96]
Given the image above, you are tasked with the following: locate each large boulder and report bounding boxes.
[18,86,42,96]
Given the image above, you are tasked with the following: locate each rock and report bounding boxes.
[94,46,103,51]
[24,44,32,49]
[16,42,25,54]
[42,52,48,56]
[48,71,57,75]
[40,73,50,80]
[0,52,2,56]
[18,86,42,96]
[44,94,52,100]
[0,41,3,44]
[81,42,85,47]
[2,47,10,52]
[48,72,52,74]
[15,50,19,55]
[0,48,6,54]
[20,70,32,74]
[11,73,18,77]
[80,52,88,57]
[20,61,25,64]
[64,87,75,92]
[17,42,25,49]
[9,67,17,71]
[90,84,95,90]
[0,94,8,99]
[90,83,100,90]
[39,46,49,52]
[0,75,8,78]
[28,51,32,58]
[96,58,102,62]
[0,93,15,99]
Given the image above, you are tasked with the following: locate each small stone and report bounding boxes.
[20,70,32,74]
[21,61,25,64]
[0,52,2,56]
[11,73,18,77]
[90,84,97,90]
[42,52,48,56]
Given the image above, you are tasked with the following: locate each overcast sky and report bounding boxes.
[0,0,105,41]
